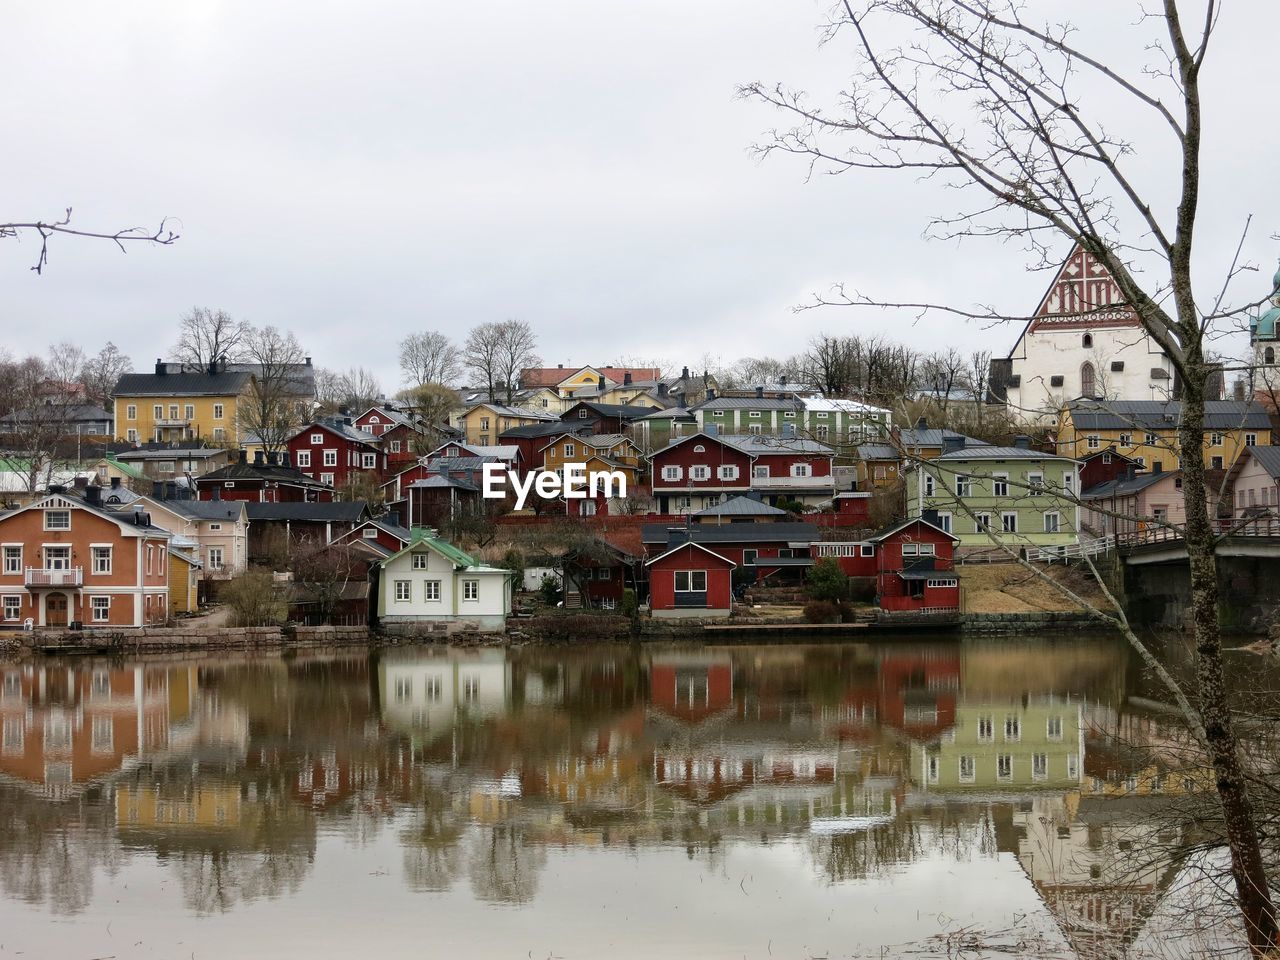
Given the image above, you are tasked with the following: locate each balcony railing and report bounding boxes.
[25,567,83,588]
[154,418,191,428]
[750,475,836,490]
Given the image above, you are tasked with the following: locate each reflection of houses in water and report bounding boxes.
[378,649,513,736]
[117,780,245,833]
[648,653,733,723]
[0,663,201,799]
[910,701,1084,793]
[873,648,961,742]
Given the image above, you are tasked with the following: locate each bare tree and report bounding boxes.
[743,1,1277,947]
[290,538,365,625]
[493,319,540,405]
[399,331,461,388]
[2,207,177,275]
[78,342,133,413]
[463,322,504,402]
[239,326,308,454]
[336,366,383,412]
[0,347,86,490]
[395,382,459,451]
[171,308,250,368]
[919,348,968,414]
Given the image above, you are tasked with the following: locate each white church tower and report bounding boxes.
[989,244,1179,423]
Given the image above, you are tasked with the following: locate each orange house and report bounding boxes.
[0,489,171,629]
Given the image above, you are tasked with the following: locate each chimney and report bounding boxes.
[238,449,248,464]
[779,376,787,388]
[942,434,965,454]
[280,452,291,469]
[110,476,122,489]
[267,451,279,467]
[624,372,632,386]
[85,485,101,507]
[681,366,689,380]
[212,485,222,501]
[1013,435,1031,450]
[755,385,764,399]
[707,388,717,401]
[305,356,312,366]
[557,363,564,369]
[598,376,605,390]
[1125,465,1136,481]
[389,509,401,528]
[207,358,217,376]
[73,475,89,491]
[677,395,687,409]
[657,383,669,398]
[155,359,166,376]
[254,451,266,467]
[915,417,928,431]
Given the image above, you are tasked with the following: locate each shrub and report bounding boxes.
[538,573,562,606]
[837,601,857,623]
[807,558,850,602]
[500,548,526,588]
[803,599,839,624]
[222,569,285,627]
[620,588,638,618]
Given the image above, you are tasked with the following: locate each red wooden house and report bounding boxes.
[641,521,819,584]
[561,539,637,610]
[194,451,335,503]
[559,401,654,435]
[869,518,960,614]
[330,510,413,559]
[649,654,734,722]
[353,405,411,438]
[1078,446,1140,494]
[645,539,735,618]
[287,419,386,490]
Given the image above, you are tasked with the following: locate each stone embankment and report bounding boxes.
[959,610,1110,635]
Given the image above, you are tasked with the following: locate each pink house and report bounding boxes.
[1226,446,1280,519]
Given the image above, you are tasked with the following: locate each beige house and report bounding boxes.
[1225,445,1280,518]
[454,403,558,446]
[136,496,249,578]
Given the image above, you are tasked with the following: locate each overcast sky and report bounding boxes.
[4,1,1277,389]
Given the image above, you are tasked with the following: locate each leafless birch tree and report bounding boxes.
[743,2,1277,947]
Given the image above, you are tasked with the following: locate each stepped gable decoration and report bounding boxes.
[1029,245,1138,331]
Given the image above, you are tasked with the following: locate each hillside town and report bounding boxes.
[1,243,1277,633]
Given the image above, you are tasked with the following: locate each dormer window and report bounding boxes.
[693,445,705,453]
[578,409,588,418]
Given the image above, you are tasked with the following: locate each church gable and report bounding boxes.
[1029,244,1138,331]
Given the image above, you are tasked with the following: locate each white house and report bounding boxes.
[377,648,513,733]
[375,529,513,633]
[990,244,1179,423]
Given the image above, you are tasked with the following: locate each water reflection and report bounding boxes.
[0,640,1245,957]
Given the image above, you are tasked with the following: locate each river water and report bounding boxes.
[0,638,1253,959]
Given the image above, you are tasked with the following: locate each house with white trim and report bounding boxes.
[375,528,513,633]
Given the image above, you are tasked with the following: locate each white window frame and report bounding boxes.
[462,579,479,601]
[717,465,738,481]
[44,510,71,531]
[2,595,20,621]
[992,473,1008,497]
[790,463,811,478]
[207,547,224,571]
[2,545,21,575]
[394,580,411,602]
[213,403,224,420]
[91,545,112,575]
[860,544,875,557]
[323,449,338,467]
[661,465,683,481]
[90,596,111,622]
[1001,512,1018,533]
[1043,512,1061,534]
[412,553,429,570]
[958,755,976,783]
[311,433,324,444]
[424,580,441,601]
[295,451,311,468]
[361,452,377,469]
[923,474,935,496]
[690,465,710,481]
[935,512,952,534]
[673,570,708,593]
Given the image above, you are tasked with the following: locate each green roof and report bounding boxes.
[382,527,479,569]
[106,455,146,480]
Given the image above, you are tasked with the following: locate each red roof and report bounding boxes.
[520,366,662,388]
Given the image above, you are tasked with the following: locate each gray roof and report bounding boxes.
[857,443,900,461]
[116,447,226,461]
[642,521,820,545]
[1081,470,1179,499]
[500,421,577,439]
[224,361,315,398]
[148,498,245,522]
[296,419,380,446]
[692,496,788,518]
[114,370,253,397]
[639,406,697,421]
[899,428,991,448]
[561,401,655,419]
[408,474,480,492]
[0,404,111,427]
[425,456,492,472]
[716,434,834,457]
[196,462,333,488]
[696,396,804,412]
[935,445,1076,462]
[246,501,369,522]
[1066,400,1272,431]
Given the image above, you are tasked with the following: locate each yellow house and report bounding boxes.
[113,362,255,446]
[167,545,202,614]
[541,433,644,485]
[456,402,558,445]
[1057,399,1271,472]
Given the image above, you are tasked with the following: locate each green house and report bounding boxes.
[906,442,1082,548]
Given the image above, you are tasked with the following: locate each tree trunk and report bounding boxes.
[1180,357,1279,955]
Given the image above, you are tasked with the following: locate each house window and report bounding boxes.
[742,549,758,565]
[320,473,335,486]
[1043,512,1061,534]
[90,596,110,622]
[145,546,152,576]
[184,404,195,420]
[127,428,138,442]
[1211,455,1224,469]
[954,475,969,497]
[390,440,402,453]
[153,405,163,420]
[691,465,710,481]
[927,754,940,783]
[992,474,1008,497]
[578,409,588,419]
[424,580,441,601]
[974,513,991,533]
[412,553,429,570]
[296,451,311,467]
[791,463,811,478]
[1119,433,1133,446]
[977,715,994,742]
[1004,715,1021,741]
[463,579,479,601]
[362,528,378,539]
[91,546,112,575]
[2,546,20,574]
[2,596,19,621]
[815,425,828,441]
[564,443,575,458]
[425,676,443,701]
[596,568,612,580]
[748,424,762,435]
[213,403,224,420]
[311,433,324,444]
[125,404,137,420]
[1102,452,1112,464]
[44,510,70,531]
[208,548,224,571]
[212,427,225,441]
[1086,434,1100,449]
[361,453,376,469]
[1047,716,1063,741]
[157,461,175,474]
[1246,433,1258,447]
[394,580,411,602]
[749,411,761,418]
[168,404,179,419]
[673,570,708,592]
[662,466,682,481]
[1210,433,1223,446]
[753,465,768,479]
[1001,512,1018,533]
[923,474,935,496]
[1027,472,1044,495]
[958,755,976,783]
[323,450,338,466]
[935,512,951,533]
[717,465,738,481]
[1080,362,1096,397]
[1082,333,1093,348]
[1067,754,1079,780]
[580,500,597,516]
[1144,432,1158,445]
[860,544,875,557]
[997,755,1013,781]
